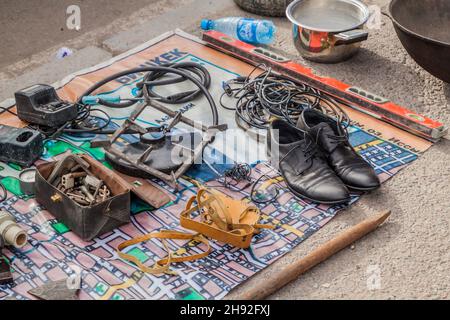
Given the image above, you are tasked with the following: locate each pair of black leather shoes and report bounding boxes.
[267,109,380,204]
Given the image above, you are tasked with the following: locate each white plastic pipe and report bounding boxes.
[0,210,28,249]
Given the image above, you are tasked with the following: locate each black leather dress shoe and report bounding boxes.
[267,119,350,204]
[297,109,381,191]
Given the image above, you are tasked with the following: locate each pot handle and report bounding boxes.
[334,30,369,46]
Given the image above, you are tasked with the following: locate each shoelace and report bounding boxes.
[312,119,350,150]
[302,138,320,162]
[323,128,349,148]
[279,135,321,175]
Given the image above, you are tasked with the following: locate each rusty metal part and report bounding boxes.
[99,186,110,202]
[99,98,226,189]
[50,157,114,207]
[235,210,391,300]
[35,154,131,241]
[389,0,450,83]
[48,154,92,186]
[61,174,75,189]
[84,175,102,189]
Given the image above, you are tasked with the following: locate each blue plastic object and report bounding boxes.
[82,95,121,105]
[200,17,276,45]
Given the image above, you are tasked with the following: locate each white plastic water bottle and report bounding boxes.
[201,17,276,45]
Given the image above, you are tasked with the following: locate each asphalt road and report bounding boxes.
[0,0,156,68]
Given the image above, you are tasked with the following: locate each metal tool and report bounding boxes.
[94,99,226,189]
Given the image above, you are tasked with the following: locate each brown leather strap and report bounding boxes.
[117,230,210,275]
[117,187,273,274]
[180,188,274,248]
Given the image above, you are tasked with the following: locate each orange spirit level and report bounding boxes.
[203,30,447,141]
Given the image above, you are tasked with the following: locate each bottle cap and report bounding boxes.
[201,19,212,30]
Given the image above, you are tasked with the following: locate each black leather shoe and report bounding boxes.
[297,109,381,191]
[267,119,350,204]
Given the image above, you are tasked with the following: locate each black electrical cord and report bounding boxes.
[223,163,252,188]
[250,173,281,204]
[221,67,349,131]
[75,63,218,131]
[32,62,217,138]
[139,62,211,104]
[0,106,18,116]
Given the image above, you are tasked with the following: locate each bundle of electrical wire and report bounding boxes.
[220,66,350,130]
[31,62,218,138]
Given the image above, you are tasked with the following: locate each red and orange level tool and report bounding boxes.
[203,31,447,142]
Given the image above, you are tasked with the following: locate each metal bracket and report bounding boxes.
[101,99,225,189]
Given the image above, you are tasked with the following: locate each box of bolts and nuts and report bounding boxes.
[35,154,131,241]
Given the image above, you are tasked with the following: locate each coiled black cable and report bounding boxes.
[34,62,218,138]
[138,62,211,104]
[223,163,252,188]
[74,64,218,131]
[221,66,349,131]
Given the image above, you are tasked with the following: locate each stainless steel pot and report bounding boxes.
[286,0,370,63]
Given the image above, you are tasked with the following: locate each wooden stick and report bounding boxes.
[236,210,391,300]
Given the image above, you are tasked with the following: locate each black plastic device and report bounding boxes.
[14,84,78,127]
[0,125,44,167]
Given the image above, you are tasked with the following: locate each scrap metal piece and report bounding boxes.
[61,174,75,189]
[0,254,13,285]
[80,185,95,203]
[101,97,227,189]
[48,154,93,186]
[90,140,111,149]
[99,186,110,202]
[84,175,102,189]
[28,279,79,300]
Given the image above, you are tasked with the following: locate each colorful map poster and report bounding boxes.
[0,30,432,300]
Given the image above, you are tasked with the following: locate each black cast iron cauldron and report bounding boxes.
[389,0,450,83]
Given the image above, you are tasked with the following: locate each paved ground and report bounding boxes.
[0,0,159,69]
[0,0,448,300]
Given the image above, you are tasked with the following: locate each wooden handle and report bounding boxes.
[236,210,391,300]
